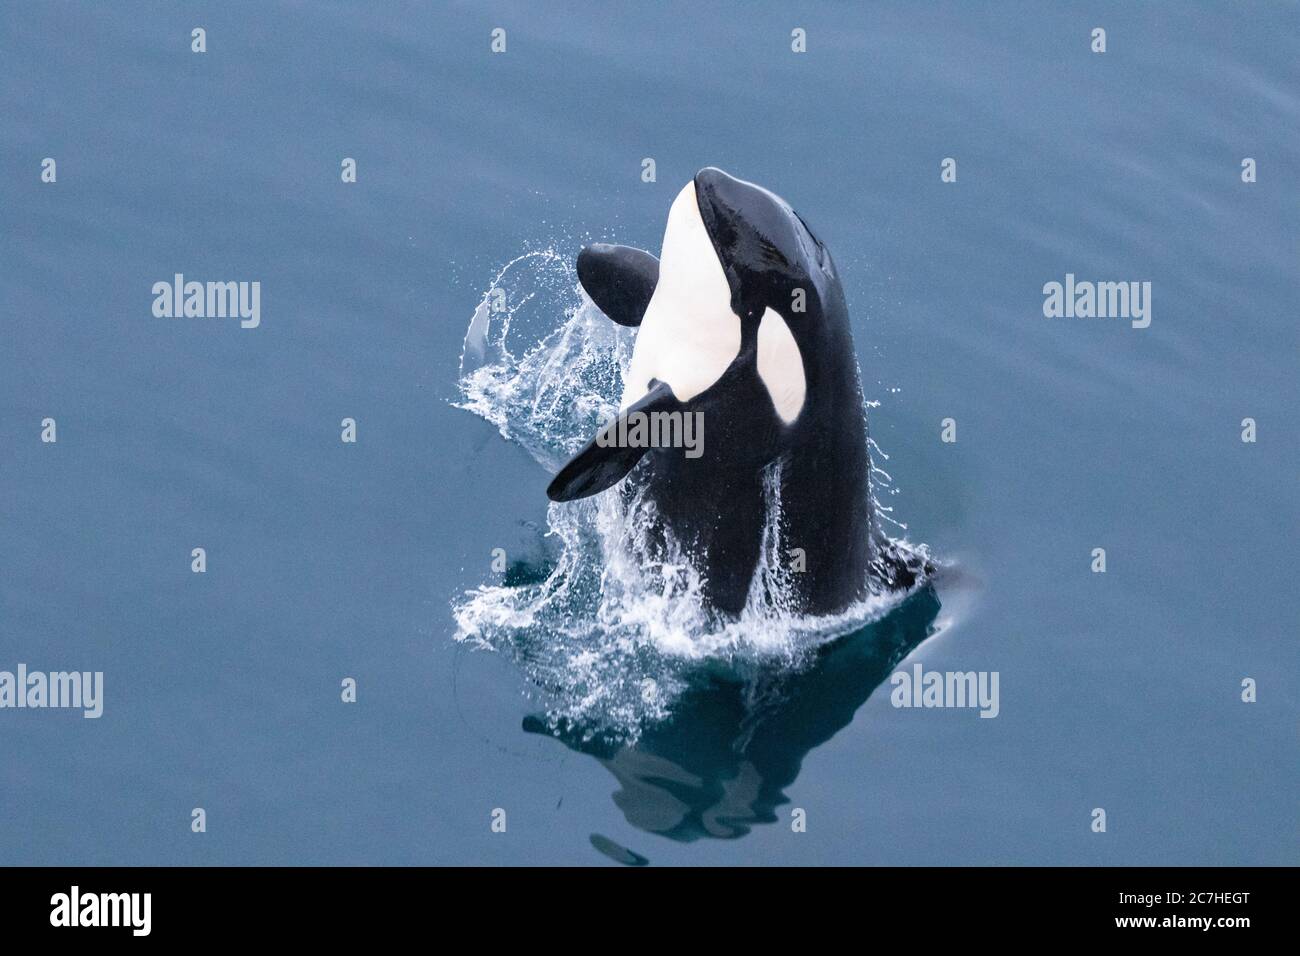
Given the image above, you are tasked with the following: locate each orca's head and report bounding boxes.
[692,166,833,325]
[548,168,838,503]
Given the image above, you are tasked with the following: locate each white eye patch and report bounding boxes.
[620,181,740,410]
[756,307,806,423]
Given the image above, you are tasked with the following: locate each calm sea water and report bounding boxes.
[2,1,1297,865]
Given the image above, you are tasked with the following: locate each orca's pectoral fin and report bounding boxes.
[576,243,659,327]
[546,435,648,503]
[546,382,677,502]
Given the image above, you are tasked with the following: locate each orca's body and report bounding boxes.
[549,168,909,616]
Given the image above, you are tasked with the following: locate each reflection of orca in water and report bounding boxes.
[548,168,925,617]
[524,586,942,841]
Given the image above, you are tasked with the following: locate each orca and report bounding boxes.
[548,167,918,616]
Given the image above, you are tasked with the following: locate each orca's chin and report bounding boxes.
[618,181,740,411]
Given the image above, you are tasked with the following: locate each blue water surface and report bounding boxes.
[1,1,1297,865]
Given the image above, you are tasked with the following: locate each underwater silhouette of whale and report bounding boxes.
[548,167,921,616]
[526,585,943,842]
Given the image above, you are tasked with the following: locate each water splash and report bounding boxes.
[452,251,931,741]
